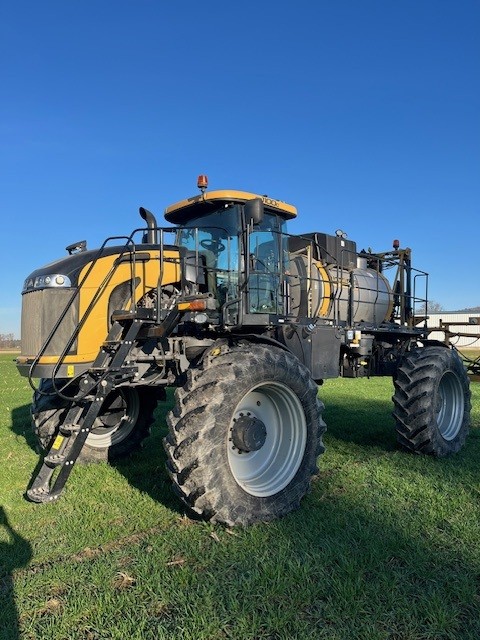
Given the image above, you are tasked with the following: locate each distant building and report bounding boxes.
[426,312,480,348]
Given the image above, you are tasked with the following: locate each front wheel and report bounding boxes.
[32,379,161,463]
[392,346,471,456]
[164,343,326,526]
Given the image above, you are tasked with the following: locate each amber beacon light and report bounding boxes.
[197,174,208,193]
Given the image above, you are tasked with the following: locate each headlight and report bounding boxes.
[23,274,72,293]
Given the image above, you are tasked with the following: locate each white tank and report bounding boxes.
[327,265,393,324]
[288,253,393,323]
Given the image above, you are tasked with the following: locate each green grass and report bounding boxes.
[0,353,479,640]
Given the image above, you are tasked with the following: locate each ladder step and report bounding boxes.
[44,452,66,467]
[26,379,115,505]
[26,318,152,505]
[26,486,62,503]
[111,308,156,322]
[89,366,137,379]
[102,341,120,350]
[59,423,81,435]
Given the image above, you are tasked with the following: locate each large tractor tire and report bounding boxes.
[392,346,471,456]
[164,342,326,527]
[32,379,160,463]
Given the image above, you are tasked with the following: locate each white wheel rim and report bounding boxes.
[86,389,139,449]
[227,382,307,497]
[436,371,464,441]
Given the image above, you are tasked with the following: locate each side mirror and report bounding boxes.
[244,198,264,226]
[66,240,87,255]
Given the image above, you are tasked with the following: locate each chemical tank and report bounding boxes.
[288,254,393,324]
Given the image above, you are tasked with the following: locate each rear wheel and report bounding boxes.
[392,346,471,456]
[164,342,326,526]
[32,379,160,462]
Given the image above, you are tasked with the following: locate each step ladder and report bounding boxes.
[26,312,152,503]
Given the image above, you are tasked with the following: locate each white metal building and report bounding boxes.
[425,312,480,348]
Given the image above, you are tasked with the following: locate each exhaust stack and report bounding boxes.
[139,207,159,244]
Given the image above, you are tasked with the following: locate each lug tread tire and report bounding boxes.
[392,346,471,456]
[164,342,326,527]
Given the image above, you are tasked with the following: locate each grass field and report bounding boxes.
[0,352,479,640]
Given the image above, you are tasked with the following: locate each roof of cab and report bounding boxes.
[164,189,297,224]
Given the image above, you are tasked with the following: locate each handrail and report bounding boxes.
[28,225,179,398]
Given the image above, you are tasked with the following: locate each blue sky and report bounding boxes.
[1,1,479,337]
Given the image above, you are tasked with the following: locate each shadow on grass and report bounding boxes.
[10,404,37,453]
[0,506,32,640]
[322,395,398,451]
[111,389,185,516]
[320,391,480,479]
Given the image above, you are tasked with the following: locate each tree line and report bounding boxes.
[0,334,21,350]
[416,302,480,314]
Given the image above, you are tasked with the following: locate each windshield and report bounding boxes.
[177,205,290,319]
[177,205,240,311]
[178,206,239,268]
